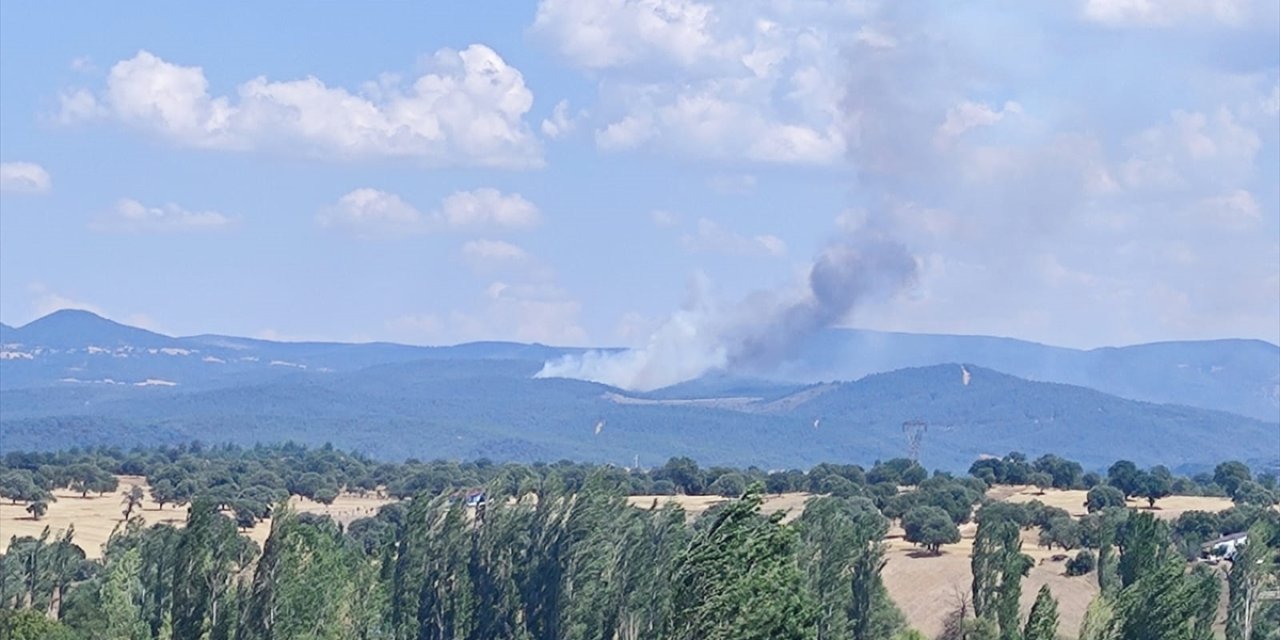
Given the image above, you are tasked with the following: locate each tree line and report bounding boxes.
[0,442,1277,639]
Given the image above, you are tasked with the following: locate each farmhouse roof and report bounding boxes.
[1202,532,1248,548]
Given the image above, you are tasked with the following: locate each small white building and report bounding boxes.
[1202,532,1248,561]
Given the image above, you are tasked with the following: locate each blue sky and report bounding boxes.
[1,0,1277,352]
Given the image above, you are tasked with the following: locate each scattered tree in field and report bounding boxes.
[25,501,47,521]
[1215,461,1253,499]
[313,486,339,507]
[89,474,119,497]
[1232,481,1278,507]
[0,471,43,505]
[1107,460,1142,497]
[1028,472,1053,495]
[121,485,145,520]
[1136,466,1173,508]
[1039,516,1084,551]
[149,478,175,510]
[902,505,960,555]
[1086,485,1127,513]
[1033,454,1084,489]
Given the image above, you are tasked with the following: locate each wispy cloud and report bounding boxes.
[0,162,52,194]
[540,99,580,138]
[92,198,235,233]
[462,239,531,264]
[1081,0,1257,27]
[319,188,541,237]
[681,218,786,258]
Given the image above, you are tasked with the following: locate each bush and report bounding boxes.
[0,609,77,640]
[1066,550,1096,576]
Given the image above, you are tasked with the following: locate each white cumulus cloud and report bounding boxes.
[441,188,541,229]
[532,0,726,70]
[58,47,542,167]
[540,99,579,138]
[537,0,859,164]
[318,189,427,237]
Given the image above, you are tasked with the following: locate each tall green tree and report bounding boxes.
[240,507,384,639]
[1022,585,1058,640]
[797,496,902,640]
[666,485,815,640]
[170,498,255,639]
[971,518,1032,640]
[1227,522,1277,640]
[98,547,149,640]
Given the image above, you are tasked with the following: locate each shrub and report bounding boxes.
[1065,550,1096,576]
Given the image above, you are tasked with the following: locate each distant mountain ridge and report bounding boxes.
[1,310,1276,470]
[770,328,1280,421]
[1,359,1273,471]
[6,309,175,349]
[2,309,1277,420]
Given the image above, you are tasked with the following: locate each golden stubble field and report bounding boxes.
[0,475,393,558]
[0,480,1239,636]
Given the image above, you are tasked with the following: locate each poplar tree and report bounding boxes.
[1022,585,1058,640]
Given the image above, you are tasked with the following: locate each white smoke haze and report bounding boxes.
[536,232,917,391]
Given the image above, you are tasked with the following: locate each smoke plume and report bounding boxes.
[536,232,917,391]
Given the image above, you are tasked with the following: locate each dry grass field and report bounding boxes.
[0,475,393,558]
[885,486,1236,637]
[996,485,1235,520]
[626,491,815,523]
[881,520,1101,638]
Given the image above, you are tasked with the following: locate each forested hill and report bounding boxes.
[2,310,1276,470]
[2,353,1274,471]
